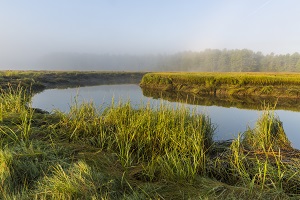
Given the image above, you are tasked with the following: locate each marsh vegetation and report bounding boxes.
[0,70,146,93]
[1,84,300,199]
[140,72,300,98]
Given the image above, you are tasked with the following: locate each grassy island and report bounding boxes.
[140,72,300,98]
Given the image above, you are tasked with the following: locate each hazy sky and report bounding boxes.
[1,0,300,68]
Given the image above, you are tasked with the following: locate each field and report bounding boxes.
[1,71,300,199]
[140,72,300,98]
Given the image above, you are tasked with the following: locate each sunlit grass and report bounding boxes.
[140,72,300,98]
[0,86,300,199]
[55,100,215,181]
[141,72,300,86]
[243,109,292,151]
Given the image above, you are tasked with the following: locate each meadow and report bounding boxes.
[140,72,300,98]
[1,81,300,199]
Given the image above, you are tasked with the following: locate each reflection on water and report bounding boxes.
[32,84,300,149]
[142,88,300,111]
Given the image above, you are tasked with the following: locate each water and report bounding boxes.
[32,84,300,149]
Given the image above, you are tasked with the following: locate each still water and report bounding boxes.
[32,84,300,149]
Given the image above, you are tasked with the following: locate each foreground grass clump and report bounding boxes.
[34,161,116,199]
[0,84,29,114]
[243,110,292,151]
[211,110,300,197]
[56,101,215,181]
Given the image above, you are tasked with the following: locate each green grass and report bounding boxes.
[1,86,300,199]
[141,72,300,86]
[243,109,292,151]
[140,72,300,98]
[55,100,214,180]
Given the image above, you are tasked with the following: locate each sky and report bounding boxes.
[0,0,300,69]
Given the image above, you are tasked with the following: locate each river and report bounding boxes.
[31,84,300,149]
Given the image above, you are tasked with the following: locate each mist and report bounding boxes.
[1,1,300,71]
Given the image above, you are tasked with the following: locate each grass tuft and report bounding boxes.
[243,110,292,151]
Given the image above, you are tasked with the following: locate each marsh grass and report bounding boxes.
[243,109,292,151]
[140,72,300,98]
[141,72,300,86]
[55,100,215,181]
[0,84,28,114]
[34,161,114,200]
[0,84,34,145]
[1,86,300,199]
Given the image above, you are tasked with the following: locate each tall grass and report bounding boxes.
[140,72,300,98]
[55,100,215,181]
[210,109,300,196]
[243,110,292,151]
[1,85,300,198]
[0,84,28,114]
[0,84,34,144]
[141,72,300,87]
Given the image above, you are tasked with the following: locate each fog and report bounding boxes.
[1,1,300,70]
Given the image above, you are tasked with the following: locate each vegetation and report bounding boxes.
[243,109,292,151]
[1,85,300,199]
[156,49,300,72]
[38,49,300,72]
[0,70,146,93]
[140,72,300,98]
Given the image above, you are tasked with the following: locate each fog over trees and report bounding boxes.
[37,49,300,72]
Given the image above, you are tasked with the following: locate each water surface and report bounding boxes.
[32,84,300,149]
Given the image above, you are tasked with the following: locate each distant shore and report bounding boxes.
[0,70,147,93]
[140,72,300,99]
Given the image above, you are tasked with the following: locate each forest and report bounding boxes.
[158,49,300,72]
[40,49,300,72]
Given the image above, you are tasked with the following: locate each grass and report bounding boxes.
[55,100,214,180]
[0,70,146,93]
[243,108,292,151]
[1,85,300,199]
[140,72,300,98]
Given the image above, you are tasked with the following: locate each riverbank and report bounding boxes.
[0,70,146,93]
[140,72,300,98]
[1,86,300,199]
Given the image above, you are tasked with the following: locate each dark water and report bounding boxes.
[31,84,300,149]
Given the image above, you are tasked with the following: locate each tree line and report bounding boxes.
[158,49,300,72]
[38,49,300,72]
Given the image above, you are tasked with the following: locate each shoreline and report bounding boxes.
[0,70,147,93]
[140,72,300,99]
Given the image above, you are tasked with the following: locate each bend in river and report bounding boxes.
[32,83,300,150]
